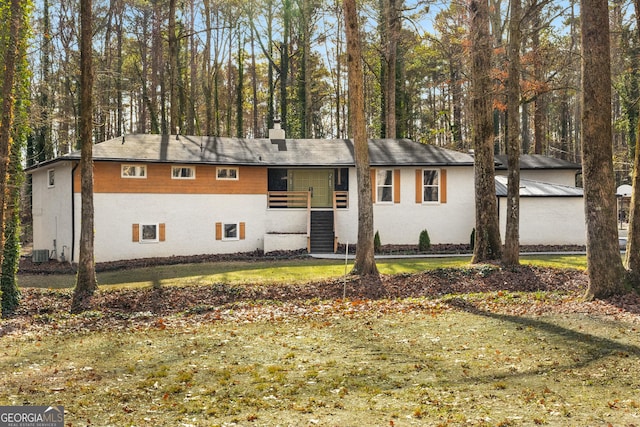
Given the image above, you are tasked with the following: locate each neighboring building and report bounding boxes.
[494,154,581,187]
[494,154,585,246]
[27,133,585,263]
[495,176,585,246]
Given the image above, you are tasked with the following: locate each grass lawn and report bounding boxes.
[17,254,587,289]
[5,254,639,426]
[2,302,639,426]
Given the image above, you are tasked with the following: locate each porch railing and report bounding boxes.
[333,191,349,209]
[268,191,311,209]
[332,191,349,252]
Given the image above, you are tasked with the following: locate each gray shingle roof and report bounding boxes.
[495,176,583,197]
[494,154,581,170]
[29,134,475,168]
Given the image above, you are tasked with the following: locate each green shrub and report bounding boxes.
[470,228,476,250]
[1,205,21,317]
[418,229,431,252]
[374,231,381,253]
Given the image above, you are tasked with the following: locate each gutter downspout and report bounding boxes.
[71,162,79,263]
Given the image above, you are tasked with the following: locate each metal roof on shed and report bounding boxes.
[495,175,583,197]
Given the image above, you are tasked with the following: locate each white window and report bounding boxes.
[136,224,159,243]
[223,223,239,240]
[376,169,394,203]
[422,169,440,202]
[133,223,165,243]
[172,166,196,179]
[47,169,55,188]
[140,224,159,242]
[121,164,147,178]
[217,167,239,180]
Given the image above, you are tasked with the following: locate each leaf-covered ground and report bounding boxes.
[3,264,640,426]
[5,265,640,335]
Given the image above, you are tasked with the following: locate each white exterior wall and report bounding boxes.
[31,162,75,261]
[85,193,268,262]
[263,208,309,253]
[335,166,476,246]
[333,168,359,245]
[265,209,308,234]
[32,161,586,262]
[264,233,307,252]
[498,196,586,245]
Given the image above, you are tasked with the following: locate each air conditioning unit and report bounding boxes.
[32,249,50,263]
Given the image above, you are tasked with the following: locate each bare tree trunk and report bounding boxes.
[531,6,546,155]
[623,0,640,288]
[450,65,463,149]
[168,0,179,134]
[344,0,379,278]
[202,0,212,136]
[71,0,98,313]
[250,26,258,136]
[334,2,343,138]
[186,0,197,135]
[469,0,502,263]
[226,27,233,135]
[503,0,521,266]
[236,27,244,137]
[280,0,291,129]
[384,0,398,138]
[581,0,627,299]
[115,0,124,136]
[296,0,310,138]
[267,0,275,130]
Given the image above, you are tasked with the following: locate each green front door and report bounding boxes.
[291,169,333,208]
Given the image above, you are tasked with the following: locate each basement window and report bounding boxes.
[215,221,245,241]
[223,223,239,240]
[133,223,166,243]
[141,224,159,242]
[172,166,196,179]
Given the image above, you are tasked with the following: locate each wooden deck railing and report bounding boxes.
[268,191,311,209]
[332,191,349,252]
[333,191,349,209]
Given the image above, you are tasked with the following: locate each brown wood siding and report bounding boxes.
[394,169,401,203]
[75,163,267,194]
[370,169,376,202]
[440,169,447,203]
[132,224,140,242]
